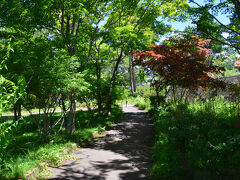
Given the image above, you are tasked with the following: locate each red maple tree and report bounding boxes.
[133,36,225,90]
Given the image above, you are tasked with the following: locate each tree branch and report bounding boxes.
[202,32,240,54]
[85,12,104,67]
[232,0,240,23]
[190,0,240,35]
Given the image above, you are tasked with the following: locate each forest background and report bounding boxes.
[1,0,240,179]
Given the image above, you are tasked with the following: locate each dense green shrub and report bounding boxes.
[151,99,240,179]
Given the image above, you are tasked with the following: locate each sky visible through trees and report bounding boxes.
[164,0,230,31]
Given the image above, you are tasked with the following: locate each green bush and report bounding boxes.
[135,96,151,110]
[151,99,240,179]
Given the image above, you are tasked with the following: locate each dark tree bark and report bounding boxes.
[132,61,136,92]
[43,111,51,142]
[61,95,66,127]
[14,103,21,122]
[129,53,137,96]
[107,49,124,115]
[66,95,76,134]
[95,43,103,116]
[38,108,42,139]
[129,54,134,96]
[58,9,81,134]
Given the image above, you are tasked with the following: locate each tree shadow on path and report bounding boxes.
[50,106,153,180]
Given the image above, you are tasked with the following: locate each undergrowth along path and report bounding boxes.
[50,105,153,180]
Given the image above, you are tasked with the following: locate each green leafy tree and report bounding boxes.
[188,0,240,54]
[0,0,190,136]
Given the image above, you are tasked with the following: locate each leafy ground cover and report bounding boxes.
[149,99,240,179]
[0,107,122,179]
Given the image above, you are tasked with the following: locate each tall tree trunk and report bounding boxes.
[107,83,113,116]
[14,103,21,122]
[107,49,123,115]
[129,54,134,96]
[129,53,136,95]
[132,65,136,92]
[132,55,136,92]
[65,44,77,134]
[43,111,50,142]
[61,95,66,127]
[17,104,21,118]
[96,46,103,116]
[66,95,76,134]
[97,85,103,116]
[38,108,42,139]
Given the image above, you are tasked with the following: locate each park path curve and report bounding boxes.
[50,105,153,180]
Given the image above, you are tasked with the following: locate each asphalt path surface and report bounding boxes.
[49,105,153,180]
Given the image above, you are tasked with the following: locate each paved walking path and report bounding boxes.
[50,105,153,180]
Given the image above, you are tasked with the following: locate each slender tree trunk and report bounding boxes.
[184,90,189,103]
[14,103,21,122]
[107,83,113,116]
[96,47,103,116]
[85,13,103,67]
[65,44,77,134]
[132,55,136,92]
[18,104,21,118]
[38,108,42,139]
[129,54,134,96]
[43,111,50,142]
[66,95,76,134]
[61,95,66,128]
[129,53,136,95]
[107,49,123,115]
[97,89,103,116]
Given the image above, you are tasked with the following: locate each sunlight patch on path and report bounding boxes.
[50,105,153,180]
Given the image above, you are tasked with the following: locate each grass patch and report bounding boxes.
[0,107,122,179]
[127,96,151,110]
